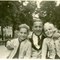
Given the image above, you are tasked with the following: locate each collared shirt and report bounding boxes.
[32,33,42,49]
[30,33,44,58]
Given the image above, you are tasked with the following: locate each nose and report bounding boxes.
[21,33,25,36]
[37,27,40,30]
[47,30,50,33]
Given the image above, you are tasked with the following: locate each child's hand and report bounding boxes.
[6,41,14,50]
[53,32,60,40]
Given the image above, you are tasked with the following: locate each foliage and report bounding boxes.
[38,1,60,29]
[0,1,37,38]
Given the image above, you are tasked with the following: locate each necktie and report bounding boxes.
[38,36,41,45]
[13,41,21,58]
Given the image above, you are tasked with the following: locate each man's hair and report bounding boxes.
[19,24,30,33]
[32,13,43,25]
[33,19,43,26]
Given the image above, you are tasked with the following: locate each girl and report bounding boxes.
[42,22,56,59]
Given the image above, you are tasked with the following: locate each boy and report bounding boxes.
[6,24,32,59]
[18,24,32,58]
[29,18,45,58]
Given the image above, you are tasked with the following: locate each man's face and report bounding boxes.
[32,21,43,36]
[19,28,28,41]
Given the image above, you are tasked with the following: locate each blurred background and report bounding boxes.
[0,0,60,45]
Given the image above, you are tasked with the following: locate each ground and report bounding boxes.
[0,45,10,58]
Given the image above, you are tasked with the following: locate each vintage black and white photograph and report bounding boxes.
[0,0,60,59]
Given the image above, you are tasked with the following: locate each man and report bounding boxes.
[29,15,45,58]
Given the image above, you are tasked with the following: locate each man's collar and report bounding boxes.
[32,33,42,49]
[33,33,42,39]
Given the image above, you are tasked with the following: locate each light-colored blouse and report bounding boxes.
[42,38,56,59]
[54,37,60,57]
[19,39,32,58]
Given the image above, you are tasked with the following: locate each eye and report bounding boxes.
[24,32,27,34]
[39,26,42,28]
[34,26,37,28]
[20,32,23,34]
[44,29,47,32]
[49,28,52,30]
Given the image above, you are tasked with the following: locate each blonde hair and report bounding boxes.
[44,22,56,31]
[19,24,30,33]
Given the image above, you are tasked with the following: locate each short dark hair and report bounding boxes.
[33,19,43,26]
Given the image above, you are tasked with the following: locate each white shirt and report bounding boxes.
[32,33,42,49]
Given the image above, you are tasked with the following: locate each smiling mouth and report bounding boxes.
[47,34,52,36]
[36,30,41,32]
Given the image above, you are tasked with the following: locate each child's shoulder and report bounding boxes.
[28,31,33,39]
[26,39,32,45]
[44,37,49,41]
[43,38,51,43]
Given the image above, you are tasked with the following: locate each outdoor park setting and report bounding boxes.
[0,0,60,58]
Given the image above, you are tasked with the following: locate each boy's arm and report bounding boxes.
[7,43,19,58]
[7,39,19,58]
[6,41,14,50]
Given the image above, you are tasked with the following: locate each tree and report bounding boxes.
[19,1,37,30]
[39,1,60,29]
[39,1,57,24]
[0,1,12,40]
[0,1,37,39]
[0,1,21,39]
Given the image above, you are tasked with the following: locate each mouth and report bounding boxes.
[35,32,41,35]
[47,33,52,36]
[36,30,41,32]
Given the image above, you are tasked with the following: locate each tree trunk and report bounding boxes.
[1,26,3,40]
[12,24,15,38]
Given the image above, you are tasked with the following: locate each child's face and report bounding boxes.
[19,28,28,41]
[32,22,43,36]
[44,26,54,38]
